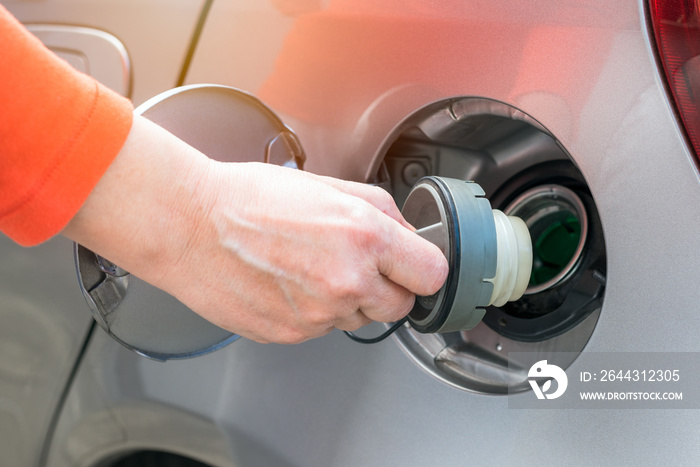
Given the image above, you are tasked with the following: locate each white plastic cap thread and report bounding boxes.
[487,210,533,307]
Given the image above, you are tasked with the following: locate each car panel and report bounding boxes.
[3,0,700,465]
[4,0,205,105]
[0,236,93,467]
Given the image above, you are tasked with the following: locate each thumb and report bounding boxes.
[376,220,449,296]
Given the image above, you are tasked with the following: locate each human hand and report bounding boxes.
[64,116,448,344]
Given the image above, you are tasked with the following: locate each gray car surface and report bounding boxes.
[2,0,700,465]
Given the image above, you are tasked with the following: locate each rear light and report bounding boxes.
[649,0,700,160]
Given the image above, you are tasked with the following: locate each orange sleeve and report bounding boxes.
[0,5,133,246]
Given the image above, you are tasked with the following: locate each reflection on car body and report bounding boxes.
[2,0,700,465]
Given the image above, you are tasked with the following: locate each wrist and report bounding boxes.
[63,115,214,288]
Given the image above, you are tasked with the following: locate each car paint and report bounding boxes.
[2,0,700,465]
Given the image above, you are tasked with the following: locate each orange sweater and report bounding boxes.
[0,5,133,246]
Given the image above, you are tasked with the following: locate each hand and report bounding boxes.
[63,115,448,344]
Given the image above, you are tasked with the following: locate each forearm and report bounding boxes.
[62,114,212,287]
[63,114,448,343]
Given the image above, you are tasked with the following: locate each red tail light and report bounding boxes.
[649,0,700,160]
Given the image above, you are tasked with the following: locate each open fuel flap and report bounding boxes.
[75,85,305,360]
[375,97,606,394]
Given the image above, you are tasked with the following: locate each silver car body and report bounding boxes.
[2,0,699,465]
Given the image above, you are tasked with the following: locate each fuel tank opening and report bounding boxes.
[374,96,606,394]
[504,184,587,294]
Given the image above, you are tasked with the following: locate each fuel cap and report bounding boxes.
[74,85,306,360]
[402,177,532,334]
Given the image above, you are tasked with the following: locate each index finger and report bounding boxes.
[316,176,415,230]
